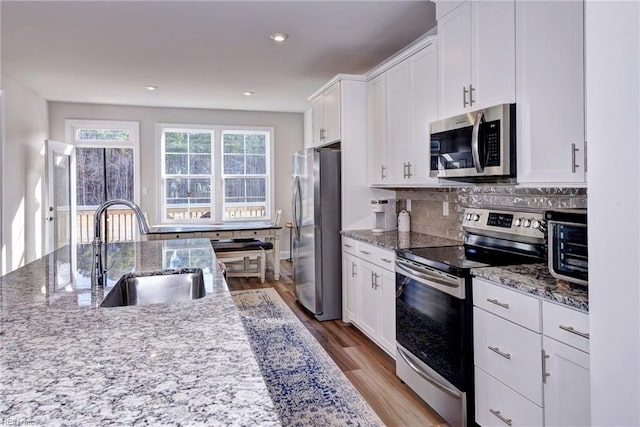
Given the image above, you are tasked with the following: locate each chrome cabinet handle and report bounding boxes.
[403,162,408,179]
[381,164,386,180]
[360,250,371,255]
[486,298,510,309]
[380,258,392,264]
[489,409,512,426]
[351,261,357,277]
[571,143,580,173]
[463,86,469,108]
[559,324,590,339]
[469,84,475,106]
[344,244,353,248]
[488,346,511,360]
[542,349,550,384]
[373,272,380,289]
[406,162,412,178]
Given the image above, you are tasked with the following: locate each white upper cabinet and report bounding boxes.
[516,0,586,185]
[438,0,515,119]
[368,38,440,187]
[368,74,388,185]
[310,81,341,147]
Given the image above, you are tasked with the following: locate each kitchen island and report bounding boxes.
[0,238,280,426]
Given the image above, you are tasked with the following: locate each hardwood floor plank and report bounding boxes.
[226,260,446,426]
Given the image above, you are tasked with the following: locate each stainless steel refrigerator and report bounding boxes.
[291,148,342,321]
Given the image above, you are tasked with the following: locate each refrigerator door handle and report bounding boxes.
[292,176,302,240]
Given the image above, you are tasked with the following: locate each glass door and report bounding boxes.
[45,140,74,253]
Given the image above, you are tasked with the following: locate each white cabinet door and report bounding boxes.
[471,0,516,110]
[376,266,396,355]
[386,58,412,182]
[324,82,341,144]
[342,251,359,323]
[409,41,440,184]
[357,260,378,338]
[438,1,472,118]
[543,336,591,427]
[311,95,324,147]
[516,0,586,185]
[368,74,388,185]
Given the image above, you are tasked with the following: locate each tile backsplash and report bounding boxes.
[397,186,587,241]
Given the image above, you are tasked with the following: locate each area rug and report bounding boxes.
[231,288,385,427]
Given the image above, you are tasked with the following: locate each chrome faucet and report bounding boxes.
[91,199,149,288]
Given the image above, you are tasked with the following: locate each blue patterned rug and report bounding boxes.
[231,288,385,427]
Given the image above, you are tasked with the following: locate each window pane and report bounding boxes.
[246,134,266,154]
[189,154,211,174]
[166,178,188,204]
[224,178,244,201]
[246,178,266,201]
[165,132,188,153]
[189,133,211,153]
[246,155,266,174]
[76,128,130,141]
[224,154,245,174]
[165,154,188,174]
[223,134,244,153]
[190,178,212,201]
[76,147,105,206]
[105,148,134,201]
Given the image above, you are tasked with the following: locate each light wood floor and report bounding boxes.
[226,260,448,427]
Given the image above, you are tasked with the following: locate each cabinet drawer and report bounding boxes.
[238,229,272,238]
[473,278,541,332]
[357,242,394,271]
[543,301,589,353]
[474,307,543,405]
[342,236,359,255]
[201,231,234,239]
[475,367,543,427]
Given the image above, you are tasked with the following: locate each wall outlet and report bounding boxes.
[443,201,449,216]
[406,199,411,211]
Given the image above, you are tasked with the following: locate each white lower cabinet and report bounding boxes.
[473,278,590,426]
[341,237,395,357]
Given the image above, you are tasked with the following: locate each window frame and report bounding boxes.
[156,123,275,224]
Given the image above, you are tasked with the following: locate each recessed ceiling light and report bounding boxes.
[145,85,158,91]
[270,32,289,43]
[243,91,254,96]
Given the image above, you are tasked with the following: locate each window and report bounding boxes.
[158,124,273,223]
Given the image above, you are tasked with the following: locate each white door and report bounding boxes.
[45,140,75,254]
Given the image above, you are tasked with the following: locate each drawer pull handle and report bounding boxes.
[489,409,512,426]
[559,324,590,339]
[381,258,392,263]
[344,244,353,248]
[360,250,371,255]
[487,298,510,309]
[542,349,550,384]
[488,346,511,360]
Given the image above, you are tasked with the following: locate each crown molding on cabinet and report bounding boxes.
[307,74,368,101]
[366,30,438,80]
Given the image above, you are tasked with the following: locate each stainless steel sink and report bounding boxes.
[100,268,206,307]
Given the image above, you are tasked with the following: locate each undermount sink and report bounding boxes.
[100,268,206,308]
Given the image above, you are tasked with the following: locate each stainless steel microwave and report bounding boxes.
[430,104,516,179]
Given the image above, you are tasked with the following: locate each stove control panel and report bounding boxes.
[462,208,545,243]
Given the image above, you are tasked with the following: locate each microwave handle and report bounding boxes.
[471,111,484,173]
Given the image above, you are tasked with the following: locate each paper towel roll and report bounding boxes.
[398,210,410,233]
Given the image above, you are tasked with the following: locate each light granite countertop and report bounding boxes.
[471,263,589,312]
[0,238,280,426]
[341,229,460,251]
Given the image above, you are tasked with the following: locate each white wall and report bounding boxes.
[48,102,303,255]
[586,1,640,425]
[2,77,49,273]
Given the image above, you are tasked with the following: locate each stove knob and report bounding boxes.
[473,214,481,222]
[531,220,541,230]
[523,219,532,228]
[466,213,472,221]
[515,218,522,227]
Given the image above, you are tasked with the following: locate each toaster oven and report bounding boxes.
[545,209,588,286]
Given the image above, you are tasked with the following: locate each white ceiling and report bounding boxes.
[2,1,436,113]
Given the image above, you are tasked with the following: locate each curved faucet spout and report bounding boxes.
[91,199,149,289]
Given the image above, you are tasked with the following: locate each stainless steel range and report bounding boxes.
[395,208,546,427]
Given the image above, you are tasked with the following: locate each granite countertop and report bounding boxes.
[0,238,279,426]
[471,263,589,312]
[341,229,460,251]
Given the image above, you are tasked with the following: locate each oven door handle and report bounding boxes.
[471,110,485,173]
[397,346,462,400]
[395,259,460,289]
